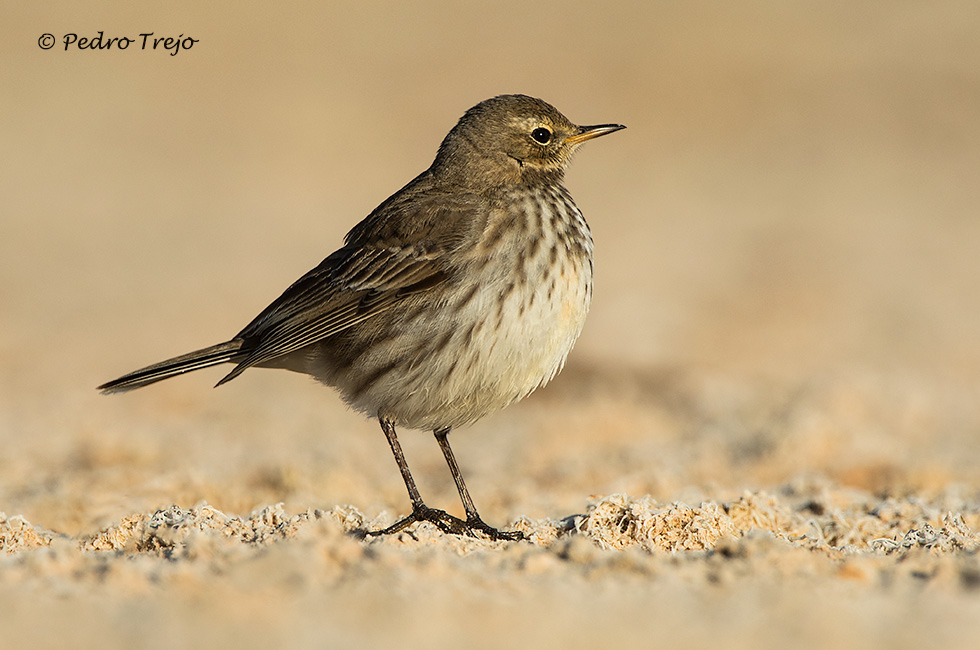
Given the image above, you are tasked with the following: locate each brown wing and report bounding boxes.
[216,186,487,385]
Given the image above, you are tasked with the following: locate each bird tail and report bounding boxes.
[98,340,245,394]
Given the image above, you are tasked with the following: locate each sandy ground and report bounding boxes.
[2,1,980,648]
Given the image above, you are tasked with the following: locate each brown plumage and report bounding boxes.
[99,94,624,539]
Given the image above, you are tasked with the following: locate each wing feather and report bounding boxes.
[216,189,487,385]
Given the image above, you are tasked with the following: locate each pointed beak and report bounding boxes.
[565,123,626,145]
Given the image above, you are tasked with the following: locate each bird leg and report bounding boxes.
[367,418,523,540]
[433,427,524,541]
[368,417,471,537]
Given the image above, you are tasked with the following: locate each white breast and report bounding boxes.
[332,184,594,432]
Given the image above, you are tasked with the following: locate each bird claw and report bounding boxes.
[368,504,525,541]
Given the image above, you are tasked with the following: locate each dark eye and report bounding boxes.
[530,127,552,144]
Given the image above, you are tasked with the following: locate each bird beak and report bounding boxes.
[566,123,626,145]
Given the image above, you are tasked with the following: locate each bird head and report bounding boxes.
[432,94,624,189]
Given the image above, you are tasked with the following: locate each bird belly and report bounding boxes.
[384,266,589,430]
[309,246,590,432]
[305,188,594,432]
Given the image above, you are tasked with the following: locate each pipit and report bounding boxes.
[99,94,624,540]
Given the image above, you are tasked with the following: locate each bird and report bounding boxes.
[99,94,624,540]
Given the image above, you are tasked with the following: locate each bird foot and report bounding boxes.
[368,504,525,541]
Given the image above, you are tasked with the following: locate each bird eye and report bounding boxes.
[530,127,552,144]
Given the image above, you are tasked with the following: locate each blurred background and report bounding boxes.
[3,2,980,648]
[1,0,979,536]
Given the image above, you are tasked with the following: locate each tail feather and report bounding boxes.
[98,340,245,394]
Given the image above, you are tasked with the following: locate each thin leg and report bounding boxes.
[379,417,423,508]
[433,427,480,520]
[434,427,524,541]
[367,418,523,540]
[368,418,469,537]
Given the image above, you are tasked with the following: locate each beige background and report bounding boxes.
[2,1,980,648]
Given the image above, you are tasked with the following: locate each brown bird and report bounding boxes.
[99,94,624,540]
